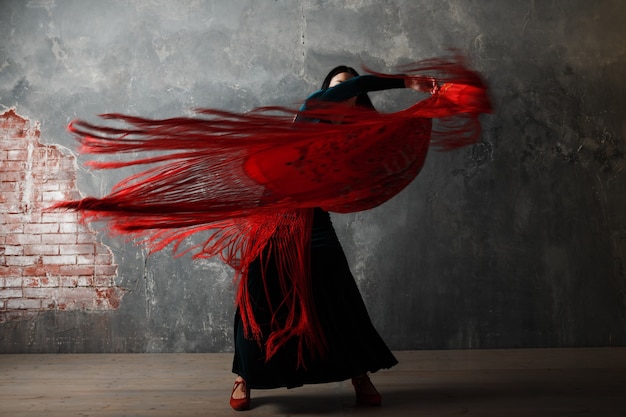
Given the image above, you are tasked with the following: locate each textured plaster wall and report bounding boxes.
[0,0,625,352]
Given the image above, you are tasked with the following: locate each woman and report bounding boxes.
[53,54,489,413]
[230,66,438,411]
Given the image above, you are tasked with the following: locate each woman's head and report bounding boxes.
[321,65,360,90]
[320,65,375,110]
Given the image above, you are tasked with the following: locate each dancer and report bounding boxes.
[230,65,438,410]
[53,54,491,412]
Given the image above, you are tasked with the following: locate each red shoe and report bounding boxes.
[230,378,251,411]
[352,374,382,406]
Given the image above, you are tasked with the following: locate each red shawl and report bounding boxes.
[54,55,492,365]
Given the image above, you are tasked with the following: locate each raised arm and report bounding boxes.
[313,75,405,102]
[308,74,438,103]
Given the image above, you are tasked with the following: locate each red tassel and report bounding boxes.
[52,55,492,365]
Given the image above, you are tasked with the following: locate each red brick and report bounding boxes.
[4,255,40,266]
[23,277,41,287]
[2,203,26,214]
[0,109,21,120]
[77,233,97,244]
[23,244,59,256]
[77,255,96,265]
[5,234,41,245]
[54,287,99,309]
[39,276,59,287]
[0,288,22,298]
[0,268,23,280]
[76,276,94,287]
[21,266,46,276]
[22,287,48,298]
[58,276,79,287]
[60,244,94,256]
[40,211,79,224]
[76,232,95,246]
[0,310,40,322]
[58,223,78,234]
[62,190,82,200]
[2,129,28,141]
[0,171,25,182]
[35,145,56,158]
[42,233,75,244]
[6,149,28,160]
[56,159,77,172]
[1,222,24,234]
[38,182,60,192]
[94,276,114,286]
[5,212,41,224]
[42,255,77,265]
[24,223,59,234]
[0,181,20,192]
[43,190,72,202]
[96,287,124,309]
[0,190,23,203]
[34,188,50,205]
[6,298,42,310]
[60,265,94,276]
[0,276,23,288]
[95,264,117,276]
[0,131,21,143]
[58,183,81,195]
[6,129,27,140]
[1,161,25,171]
[95,253,114,265]
[1,245,23,256]
[1,115,24,126]
[76,221,93,231]
[23,264,61,276]
[38,170,78,182]
[95,244,113,255]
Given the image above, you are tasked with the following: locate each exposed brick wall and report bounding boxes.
[1,109,124,322]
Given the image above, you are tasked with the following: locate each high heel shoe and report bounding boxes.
[230,378,251,411]
[351,374,382,406]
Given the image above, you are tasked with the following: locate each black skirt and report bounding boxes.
[232,208,398,389]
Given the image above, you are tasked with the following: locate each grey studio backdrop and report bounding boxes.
[1,0,625,353]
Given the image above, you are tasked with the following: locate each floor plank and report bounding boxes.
[1,348,625,416]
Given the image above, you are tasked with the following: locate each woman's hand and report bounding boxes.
[405,76,439,95]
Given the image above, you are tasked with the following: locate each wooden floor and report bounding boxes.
[1,348,625,416]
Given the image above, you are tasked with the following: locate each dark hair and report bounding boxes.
[321,65,375,110]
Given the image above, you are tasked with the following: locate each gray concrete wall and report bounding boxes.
[1,0,625,352]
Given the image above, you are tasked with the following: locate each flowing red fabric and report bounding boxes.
[53,55,491,366]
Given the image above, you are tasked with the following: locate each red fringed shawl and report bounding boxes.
[53,56,491,366]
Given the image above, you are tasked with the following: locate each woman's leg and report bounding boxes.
[230,375,251,411]
[351,373,382,406]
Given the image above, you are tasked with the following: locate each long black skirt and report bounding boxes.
[232,209,398,389]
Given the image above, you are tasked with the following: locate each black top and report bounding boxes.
[305,75,405,103]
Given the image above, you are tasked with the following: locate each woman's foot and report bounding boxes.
[230,376,251,411]
[351,374,382,406]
